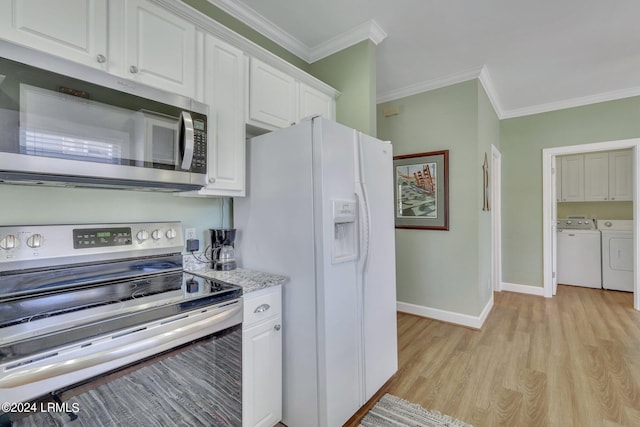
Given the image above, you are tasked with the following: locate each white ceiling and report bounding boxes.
[210,0,640,118]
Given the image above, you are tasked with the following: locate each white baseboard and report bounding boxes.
[501,282,545,296]
[397,295,494,329]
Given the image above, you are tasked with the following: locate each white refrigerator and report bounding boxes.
[234,117,398,427]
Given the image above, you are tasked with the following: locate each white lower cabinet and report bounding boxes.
[243,286,282,427]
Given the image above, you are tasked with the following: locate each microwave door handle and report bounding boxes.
[180,111,195,170]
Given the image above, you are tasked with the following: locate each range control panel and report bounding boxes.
[0,222,184,269]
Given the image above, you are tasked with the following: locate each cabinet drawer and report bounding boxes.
[243,286,282,326]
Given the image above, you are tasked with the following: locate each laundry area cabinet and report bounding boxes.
[557,149,632,202]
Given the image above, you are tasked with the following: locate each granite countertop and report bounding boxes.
[183,255,288,294]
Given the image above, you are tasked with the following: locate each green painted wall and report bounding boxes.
[557,201,633,220]
[377,80,497,316]
[310,41,377,136]
[181,0,309,71]
[0,185,227,248]
[501,97,640,286]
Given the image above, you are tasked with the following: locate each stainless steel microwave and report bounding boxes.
[0,45,208,192]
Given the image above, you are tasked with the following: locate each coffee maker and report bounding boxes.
[210,228,237,270]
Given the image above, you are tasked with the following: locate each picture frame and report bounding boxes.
[393,150,449,230]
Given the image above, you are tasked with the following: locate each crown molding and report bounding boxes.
[207,1,386,64]
[207,0,311,61]
[377,65,640,120]
[376,67,484,104]
[477,66,505,119]
[156,0,338,97]
[309,20,387,62]
[500,86,640,119]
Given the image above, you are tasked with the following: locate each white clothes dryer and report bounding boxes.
[598,219,634,292]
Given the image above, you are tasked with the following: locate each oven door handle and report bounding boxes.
[0,303,241,388]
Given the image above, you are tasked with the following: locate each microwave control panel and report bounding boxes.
[191,115,207,174]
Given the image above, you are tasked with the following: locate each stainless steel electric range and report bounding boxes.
[0,222,243,426]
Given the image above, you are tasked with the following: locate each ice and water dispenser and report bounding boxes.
[331,199,358,263]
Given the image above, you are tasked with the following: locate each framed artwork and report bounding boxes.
[393,150,449,230]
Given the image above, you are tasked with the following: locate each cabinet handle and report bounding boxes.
[96,54,106,63]
[611,197,615,200]
[129,65,139,74]
[274,324,281,331]
[209,177,216,183]
[254,304,270,313]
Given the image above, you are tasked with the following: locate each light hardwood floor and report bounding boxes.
[348,285,640,427]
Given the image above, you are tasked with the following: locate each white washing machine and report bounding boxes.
[557,218,602,288]
[598,219,634,292]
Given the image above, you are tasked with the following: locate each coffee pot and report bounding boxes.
[210,228,237,271]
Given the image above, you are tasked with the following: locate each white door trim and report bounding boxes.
[542,138,640,310]
[491,145,502,292]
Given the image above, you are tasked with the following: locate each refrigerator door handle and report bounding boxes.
[355,187,371,272]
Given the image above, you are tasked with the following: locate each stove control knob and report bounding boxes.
[0,235,17,250]
[136,230,149,242]
[27,234,43,248]
[151,229,162,241]
[166,228,177,239]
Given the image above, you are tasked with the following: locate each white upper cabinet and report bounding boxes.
[560,155,585,202]
[299,82,335,121]
[608,150,633,201]
[197,34,246,196]
[584,152,609,201]
[248,58,298,130]
[0,0,108,70]
[121,0,196,97]
[557,150,633,203]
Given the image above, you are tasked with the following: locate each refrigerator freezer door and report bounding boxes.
[357,132,399,400]
[233,121,321,426]
[312,118,361,427]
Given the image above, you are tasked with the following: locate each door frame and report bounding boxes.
[491,145,502,292]
[542,138,640,310]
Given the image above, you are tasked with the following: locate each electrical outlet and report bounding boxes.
[185,228,196,241]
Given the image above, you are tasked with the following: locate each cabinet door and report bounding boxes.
[0,0,108,70]
[560,155,585,202]
[609,150,633,201]
[249,58,298,129]
[299,83,335,121]
[200,34,245,195]
[123,0,196,97]
[584,152,609,201]
[243,317,282,427]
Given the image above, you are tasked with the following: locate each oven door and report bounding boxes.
[5,323,242,426]
[0,298,241,404]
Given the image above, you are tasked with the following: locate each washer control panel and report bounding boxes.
[557,217,595,230]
